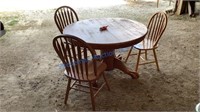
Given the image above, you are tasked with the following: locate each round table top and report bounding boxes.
[63,18,147,50]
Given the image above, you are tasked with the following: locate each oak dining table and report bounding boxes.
[63,18,147,79]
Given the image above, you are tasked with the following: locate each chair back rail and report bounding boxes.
[53,35,98,81]
[54,6,79,34]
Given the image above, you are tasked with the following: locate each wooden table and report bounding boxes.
[63,18,147,79]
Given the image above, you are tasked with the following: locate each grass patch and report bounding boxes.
[0,12,22,31]
[7,19,19,26]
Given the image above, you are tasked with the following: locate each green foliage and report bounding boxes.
[0,12,21,31]
[7,19,19,26]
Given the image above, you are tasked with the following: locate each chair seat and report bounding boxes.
[134,39,158,50]
[64,60,107,81]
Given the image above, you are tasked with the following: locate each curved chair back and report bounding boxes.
[145,12,168,47]
[54,6,79,34]
[53,34,98,81]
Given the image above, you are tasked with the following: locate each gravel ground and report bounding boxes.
[0,0,200,111]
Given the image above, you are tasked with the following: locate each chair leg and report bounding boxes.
[157,0,159,7]
[135,50,141,72]
[169,0,172,6]
[64,78,71,104]
[153,49,160,71]
[102,73,110,91]
[89,82,95,111]
[125,46,133,63]
[144,50,148,60]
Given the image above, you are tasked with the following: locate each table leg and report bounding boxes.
[113,58,139,79]
[101,50,139,79]
[101,50,115,70]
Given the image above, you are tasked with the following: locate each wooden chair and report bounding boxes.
[125,12,168,72]
[53,34,110,111]
[54,6,79,34]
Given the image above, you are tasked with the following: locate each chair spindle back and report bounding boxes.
[54,6,79,34]
[146,12,168,47]
[53,35,98,81]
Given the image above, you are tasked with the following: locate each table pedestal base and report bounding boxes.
[101,50,139,79]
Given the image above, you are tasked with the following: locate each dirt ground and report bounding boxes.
[0,0,200,111]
